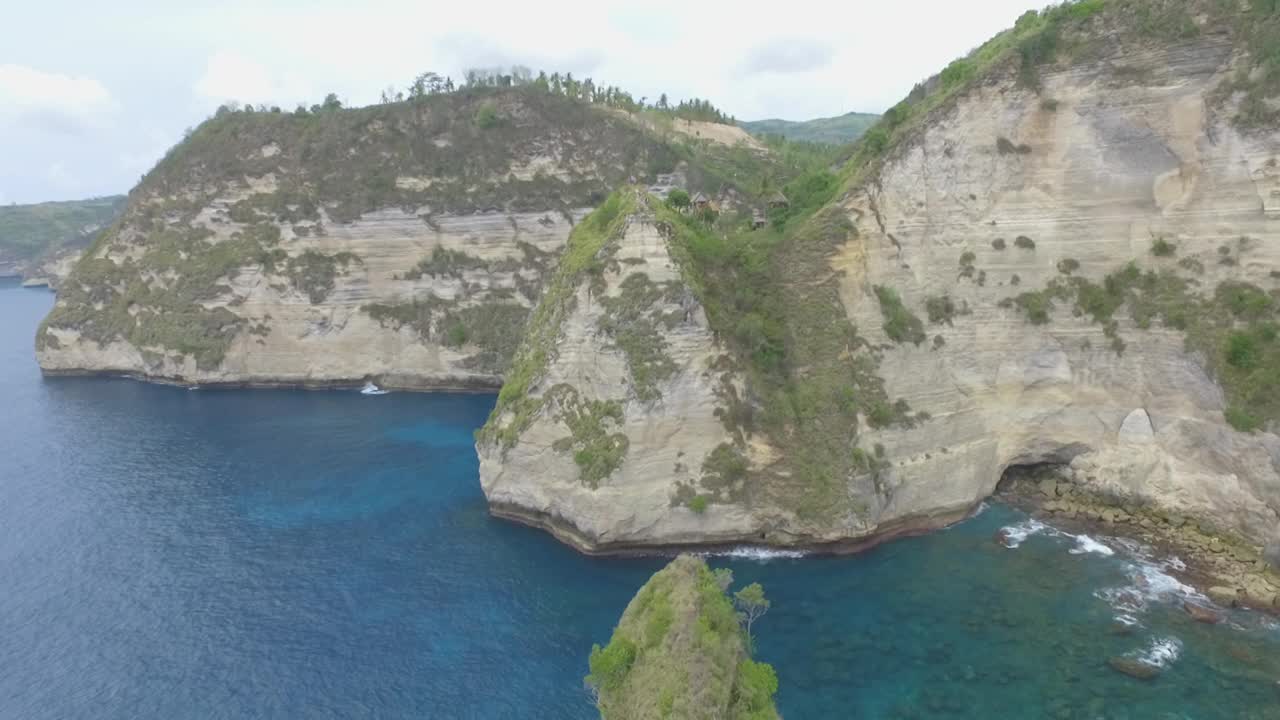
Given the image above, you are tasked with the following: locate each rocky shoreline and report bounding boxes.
[487,499,980,557]
[997,465,1280,617]
[37,367,504,394]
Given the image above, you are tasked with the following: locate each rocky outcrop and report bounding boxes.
[479,197,767,549]
[1266,542,1280,570]
[39,204,584,388]
[480,3,1280,555]
[35,89,722,388]
[999,464,1280,613]
[839,22,1280,551]
[7,248,84,290]
[586,555,779,720]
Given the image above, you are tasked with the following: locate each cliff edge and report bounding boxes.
[478,0,1280,562]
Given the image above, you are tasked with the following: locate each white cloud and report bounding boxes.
[741,39,835,75]
[0,64,117,134]
[193,50,314,108]
[117,128,179,179]
[43,162,78,193]
[5,0,1053,203]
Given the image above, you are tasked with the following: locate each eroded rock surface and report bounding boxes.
[838,33,1280,549]
[479,204,763,550]
[483,17,1280,554]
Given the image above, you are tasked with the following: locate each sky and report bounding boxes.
[1,0,1044,205]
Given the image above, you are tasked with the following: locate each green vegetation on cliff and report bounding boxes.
[587,555,779,720]
[37,222,268,368]
[478,191,637,455]
[1002,262,1280,432]
[653,173,922,519]
[0,196,125,263]
[144,87,675,223]
[42,80,778,373]
[842,0,1280,190]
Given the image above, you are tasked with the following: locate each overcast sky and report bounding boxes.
[2,0,1043,205]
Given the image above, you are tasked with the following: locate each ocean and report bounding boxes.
[2,280,1276,719]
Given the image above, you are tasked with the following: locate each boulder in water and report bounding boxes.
[1183,601,1222,624]
[1108,657,1160,680]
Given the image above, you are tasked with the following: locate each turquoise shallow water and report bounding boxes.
[1,280,1278,719]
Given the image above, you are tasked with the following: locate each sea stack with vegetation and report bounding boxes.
[586,555,779,720]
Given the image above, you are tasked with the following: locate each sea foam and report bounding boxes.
[706,546,808,561]
[1069,534,1115,556]
[999,518,1054,548]
[1132,636,1183,668]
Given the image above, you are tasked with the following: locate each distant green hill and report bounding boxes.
[740,112,880,145]
[0,196,125,262]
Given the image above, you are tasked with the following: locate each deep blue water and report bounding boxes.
[2,279,1278,719]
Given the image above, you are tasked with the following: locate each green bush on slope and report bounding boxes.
[1003,263,1280,432]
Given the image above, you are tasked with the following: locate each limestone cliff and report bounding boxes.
[841,0,1280,550]
[479,192,765,548]
[479,0,1280,555]
[35,89,765,388]
[586,555,779,720]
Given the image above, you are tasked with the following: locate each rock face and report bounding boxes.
[832,19,1280,549]
[479,198,764,549]
[40,205,584,388]
[586,555,779,720]
[481,5,1280,553]
[1265,542,1280,571]
[1118,409,1155,444]
[35,90,701,388]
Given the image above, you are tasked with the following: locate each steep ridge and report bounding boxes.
[35,88,774,388]
[479,191,765,549]
[478,0,1280,569]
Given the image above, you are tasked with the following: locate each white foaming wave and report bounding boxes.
[1095,550,1204,622]
[1131,636,1183,668]
[998,515,1059,543]
[999,518,1053,548]
[360,382,389,396]
[707,546,808,561]
[1069,534,1115,556]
